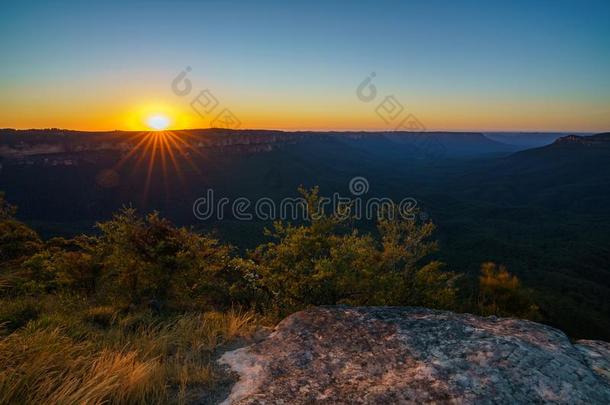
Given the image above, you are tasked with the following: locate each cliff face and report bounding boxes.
[219,307,610,404]
[0,129,513,160]
[0,129,294,158]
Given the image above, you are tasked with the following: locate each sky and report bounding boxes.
[1,0,609,132]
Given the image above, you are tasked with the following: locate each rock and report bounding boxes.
[218,306,610,404]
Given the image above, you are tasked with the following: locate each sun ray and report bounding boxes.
[142,132,161,203]
[114,132,152,170]
[171,130,207,159]
[133,132,158,173]
[107,127,211,205]
[163,132,187,188]
[165,132,202,176]
[158,132,170,197]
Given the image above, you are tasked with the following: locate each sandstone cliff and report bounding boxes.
[219,306,610,404]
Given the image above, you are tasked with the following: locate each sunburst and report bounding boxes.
[112,130,206,203]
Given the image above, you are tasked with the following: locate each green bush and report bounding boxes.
[250,187,458,314]
[0,189,458,317]
[477,262,540,320]
[0,220,42,265]
[94,208,257,311]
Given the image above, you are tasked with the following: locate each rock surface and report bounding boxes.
[219,306,610,404]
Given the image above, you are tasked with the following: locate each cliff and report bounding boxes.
[0,128,513,160]
[219,306,610,404]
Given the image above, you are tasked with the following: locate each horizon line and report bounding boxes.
[0,127,601,135]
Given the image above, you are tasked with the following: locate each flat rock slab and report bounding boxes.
[219,306,610,404]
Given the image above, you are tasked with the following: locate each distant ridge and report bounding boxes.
[0,128,516,158]
[483,132,583,148]
[552,132,610,146]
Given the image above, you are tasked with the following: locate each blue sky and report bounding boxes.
[1,0,609,131]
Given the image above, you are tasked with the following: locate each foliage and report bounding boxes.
[0,192,17,221]
[477,262,541,320]
[94,208,258,310]
[9,237,97,296]
[0,219,42,265]
[250,187,458,314]
[0,193,44,292]
[0,189,550,401]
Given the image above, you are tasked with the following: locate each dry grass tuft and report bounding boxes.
[0,328,164,404]
[0,304,257,404]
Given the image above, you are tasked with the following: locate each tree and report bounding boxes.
[376,210,457,308]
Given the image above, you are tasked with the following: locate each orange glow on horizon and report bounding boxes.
[0,97,608,133]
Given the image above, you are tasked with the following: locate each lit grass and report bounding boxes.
[0,297,257,404]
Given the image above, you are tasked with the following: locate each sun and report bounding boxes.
[146,114,171,131]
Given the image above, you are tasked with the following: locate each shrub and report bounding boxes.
[251,187,458,313]
[0,193,42,266]
[0,220,42,265]
[477,262,540,319]
[94,208,254,311]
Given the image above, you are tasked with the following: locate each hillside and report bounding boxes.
[429,133,610,339]
[483,132,588,148]
[449,132,610,210]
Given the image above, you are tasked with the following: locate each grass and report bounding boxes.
[0,296,257,404]
[0,296,41,332]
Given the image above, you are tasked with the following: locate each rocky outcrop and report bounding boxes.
[219,306,610,404]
